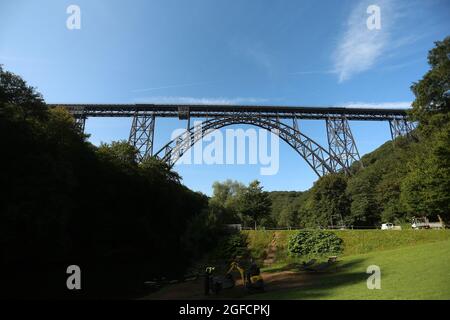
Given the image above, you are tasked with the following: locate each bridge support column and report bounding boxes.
[129,112,155,161]
[326,117,361,171]
[75,116,86,133]
[71,105,86,133]
[293,116,299,132]
[389,118,415,140]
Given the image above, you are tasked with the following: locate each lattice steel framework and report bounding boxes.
[128,112,156,161]
[326,117,361,170]
[68,105,87,132]
[54,103,409,121]
[154,115,348,177]
[57,103,414,175]
[75,116,86,132]
[389,118,416,140]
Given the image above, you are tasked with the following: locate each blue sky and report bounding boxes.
[1,0,449,195]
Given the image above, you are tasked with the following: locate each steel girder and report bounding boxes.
[54,103,409,121]
[389,118,416,140]
[128,112,155,161]
[154,115,348,177]
[75,116,86,133]
[68,105,87,132]
[326,117,361,170]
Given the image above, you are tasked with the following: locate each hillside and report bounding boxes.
[267,128,449,228]
[244,229,450,266]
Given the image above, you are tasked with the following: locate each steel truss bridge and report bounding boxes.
[50,103,415,177]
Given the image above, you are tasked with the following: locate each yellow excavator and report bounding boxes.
[224,260,264,292]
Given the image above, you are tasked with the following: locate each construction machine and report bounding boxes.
[208,260,264,294]
[225,260,264,292]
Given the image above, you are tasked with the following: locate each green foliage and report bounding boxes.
[208,179,245,224]
[237,180,272,228]
[244,230,450,266]
[208,179,272,228]
[140,155,181,183]
[0,67,214,297]
[410,37,450,125]
[213,233,248,260]
[0,65,47,121]
[287,230,343,258]
[401,122,450,219]
[98,140,139,166]
[400,36,450,221]
[268,191,302,227]
[307,174,350,227]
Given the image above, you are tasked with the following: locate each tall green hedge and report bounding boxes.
[288,230,343,258]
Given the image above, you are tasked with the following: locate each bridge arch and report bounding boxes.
[154,116,349,177]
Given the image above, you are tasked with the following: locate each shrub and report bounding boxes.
[213,233,248,260]
[288,230,343,258]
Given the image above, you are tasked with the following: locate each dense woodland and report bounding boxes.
[0,66,222,297]
[0,37,448,297]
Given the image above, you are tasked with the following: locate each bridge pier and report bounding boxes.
[75,116,86,133]
[389,118,415,140]
[128,112,155,161]
[326,117,361,171]
[70,105,87,133]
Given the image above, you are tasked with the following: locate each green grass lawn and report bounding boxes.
[244,229,450,264]
[253,239,450,300]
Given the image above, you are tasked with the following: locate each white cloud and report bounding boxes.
[133,96,269,105]
[334,0,394,82]
[340,101,412,109]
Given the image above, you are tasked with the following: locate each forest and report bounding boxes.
[0,66,223,297]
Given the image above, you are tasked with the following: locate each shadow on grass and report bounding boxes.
[264,257,363,273]
[254,258,371,300]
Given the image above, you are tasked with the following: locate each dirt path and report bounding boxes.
[141,270,315,300]
[263,232,279,266]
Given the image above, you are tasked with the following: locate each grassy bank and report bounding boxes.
[243,229,450,265]
[253,240,450,299]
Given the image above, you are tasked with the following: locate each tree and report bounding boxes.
[410,37,450,127]
[278,203,298,228]
[0,65,47,120]
[140,156,181,184]
[237,180,272,229]
[0,66,213,298]
[400,36,450,222]
[307,174,350,227]
[401,122,450,220]
[208,180,245,224]
[97,140,138,166]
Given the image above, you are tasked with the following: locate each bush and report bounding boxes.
[213,233,248,260]
[288,230,343,258]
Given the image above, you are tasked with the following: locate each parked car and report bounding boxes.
[381,223,401,230]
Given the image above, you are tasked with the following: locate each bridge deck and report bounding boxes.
[49,103,409,120]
